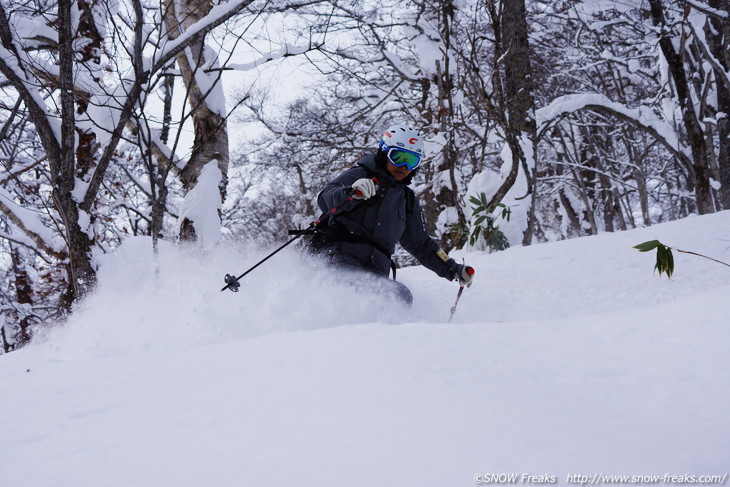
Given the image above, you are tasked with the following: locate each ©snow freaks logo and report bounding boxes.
[474,473,557,484]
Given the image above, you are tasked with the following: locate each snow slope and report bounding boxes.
[1,212,729,486]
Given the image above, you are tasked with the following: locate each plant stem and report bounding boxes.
[674,248,730,268]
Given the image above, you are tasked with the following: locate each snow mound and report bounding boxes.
[2,211,730,485]
[42,237,415,359]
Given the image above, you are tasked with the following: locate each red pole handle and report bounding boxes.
[352,177,380,198]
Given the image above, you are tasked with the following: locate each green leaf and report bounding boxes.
[634,240,661,252]
[469,227,480,246]
[665,246,674,278]
[655,245,666,275]
[473,215,487,226]
[653,244,675,278]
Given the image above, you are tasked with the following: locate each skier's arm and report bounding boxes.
[399,198,460,280]
[317,167,370,213]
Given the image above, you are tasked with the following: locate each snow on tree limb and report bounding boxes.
[0,41,62,156]
[178,161,223,247]
[82,0,258,212]
[1,0,262,215]
[685,12,730,95]
[536,94,694,172]
[685,0,728,20]
[74,0,147,212]
[226,43,322,72]
[152,0,256,74]
[0,187,66,260]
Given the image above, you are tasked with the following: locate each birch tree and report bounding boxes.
[163,0,232,242]
[0,0,300,343]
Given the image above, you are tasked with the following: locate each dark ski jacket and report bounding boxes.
[316,152,460,280]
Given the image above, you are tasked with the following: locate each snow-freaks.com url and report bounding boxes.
[564,474,728,485]
[473,473,728,485]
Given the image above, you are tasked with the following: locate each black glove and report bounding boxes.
[455,265,475,287]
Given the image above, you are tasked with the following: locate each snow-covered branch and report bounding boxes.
[536,94,693,171]
[685,14,730,95]
[0,187,65,260]
[0,14,62,157]
[686,0,728,20]
[226,43,322,72]
[152,0,257,74]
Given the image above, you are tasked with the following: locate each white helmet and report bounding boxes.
[380,124,426,157]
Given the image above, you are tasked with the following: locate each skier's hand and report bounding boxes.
[352,178,378,200]
[455,265,475,287]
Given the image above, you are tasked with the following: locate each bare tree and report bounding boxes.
[495,0,537,245]
[0,0,268,315]
[647,0,715,214]
[705,0,730,208]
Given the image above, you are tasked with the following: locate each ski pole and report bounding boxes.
[448,286,465,323]
[448,267,474,323]
[221,178,378,292]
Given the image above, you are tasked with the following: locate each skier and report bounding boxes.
[314,124,475,305]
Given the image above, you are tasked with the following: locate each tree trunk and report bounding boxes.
[570,166,598,235]
[558,190,582,236]
[431,1,465,251]
[164,0,229,242]
[10,247,33,345]
[57,0,96,304]
[708,0,730,209]
[498,0,538,245]
[0,0,97,307]
[648,0,714,214]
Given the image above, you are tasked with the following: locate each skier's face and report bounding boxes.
[386,160,412,181]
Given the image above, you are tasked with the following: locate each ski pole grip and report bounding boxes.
[352,177,380,198]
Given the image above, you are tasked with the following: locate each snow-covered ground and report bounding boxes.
[2,212,729,486]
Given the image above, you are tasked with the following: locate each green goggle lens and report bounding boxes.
[388,148,421,170]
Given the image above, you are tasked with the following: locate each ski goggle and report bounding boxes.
[381,143,422,170]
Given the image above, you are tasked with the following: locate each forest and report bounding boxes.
[1,0,728,352]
